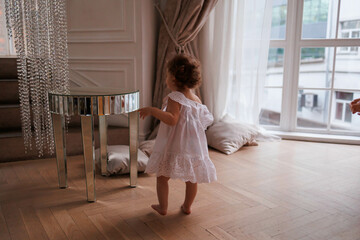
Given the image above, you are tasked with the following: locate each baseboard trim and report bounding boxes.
[269,131,360,145]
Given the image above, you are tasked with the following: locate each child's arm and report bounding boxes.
[138,98,180,126]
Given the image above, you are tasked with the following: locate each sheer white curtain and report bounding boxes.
[199,0,273,124]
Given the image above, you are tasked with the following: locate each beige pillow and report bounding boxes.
[206,121,259,155]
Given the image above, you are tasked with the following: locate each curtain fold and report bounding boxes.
[199,0,273,124]
[151,0,218,131]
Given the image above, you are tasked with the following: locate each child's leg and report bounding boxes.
[182,181,197,214]
[152,176,170,215]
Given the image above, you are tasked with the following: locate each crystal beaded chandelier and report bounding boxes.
[4,0,69,156]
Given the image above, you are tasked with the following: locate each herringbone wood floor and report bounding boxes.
[1,140,360,240]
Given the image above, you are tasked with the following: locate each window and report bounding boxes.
[332,91,353,126]
[0,0,16,56]
[259,0,287,126]
[271,0,287,40]
[259,48,284,126]
[302,0,334,39]
[338,20,360,53]
[260,0,360,135]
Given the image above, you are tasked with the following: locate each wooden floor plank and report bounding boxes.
[272,213,349,240]
[240,208,311,235]
[13,164,32,184]
[68,210,106,240]
[0,140,359,240]
[1,165,20,185]
[184,224,218,240]
[207,225,246,240]
[146,219,185,240]
[125,217,162,240]
[1,202,30,240]
[0,168,8,185]
[0,205,11,240]
[36,208,68,240]
[51,208,87,240]
[198,203,263,229]
[262,210,330,237]
[219,206,288,232]
[106,215,143,240]
[20,207,49,240]
[88,213,127,240]
[310,216,360,239]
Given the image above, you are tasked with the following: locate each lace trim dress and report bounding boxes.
[145,91,217,183]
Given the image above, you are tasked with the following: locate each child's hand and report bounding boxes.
[138,107,153,119]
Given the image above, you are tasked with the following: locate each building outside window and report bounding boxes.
[338,20,360,53]
[260,0,360,135]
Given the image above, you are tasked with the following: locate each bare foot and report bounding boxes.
[151,204,167,216]
[181,205,191,215]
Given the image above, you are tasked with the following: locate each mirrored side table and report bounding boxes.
[49,87,139,202]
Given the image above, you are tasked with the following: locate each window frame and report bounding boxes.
[263,0,360,137]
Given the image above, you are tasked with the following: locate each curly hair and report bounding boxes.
[166,54,202,90]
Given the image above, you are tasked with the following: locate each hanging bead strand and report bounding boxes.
[4,0,70,156]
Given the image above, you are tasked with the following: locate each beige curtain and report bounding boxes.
[151,0,218,132]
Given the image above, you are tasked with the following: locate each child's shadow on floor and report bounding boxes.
[145,208,190,221]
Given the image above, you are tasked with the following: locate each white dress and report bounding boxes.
[145,91,217,183]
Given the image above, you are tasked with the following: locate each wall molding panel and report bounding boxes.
[66,0,157,135]
[67,0,135,43]
[68,58,136,89]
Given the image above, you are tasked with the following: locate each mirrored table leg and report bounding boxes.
[81,116,96,202]
[52,113,67,189]
[129,111,139,187]
[99,115,108,176]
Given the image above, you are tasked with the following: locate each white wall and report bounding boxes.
[67,0,158,140]
[339,0,360,21]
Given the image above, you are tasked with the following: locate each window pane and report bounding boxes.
[335,102,343,120]
[335,91,353,101]
[0,1,9,55]
[341,32,350,38]
[266,48,284,87]
[271,0,287,40]
[299,47,334,88]
[334,47,360,89]
[351,31,359,38]
[302,0,338,39]
[338,0,360,39]
[344,104,352,123]
[297,90,330,129]
[330,91,360,131]
[259,88,282,126]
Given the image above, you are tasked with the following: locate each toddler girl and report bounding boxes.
[138,54,217,216]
